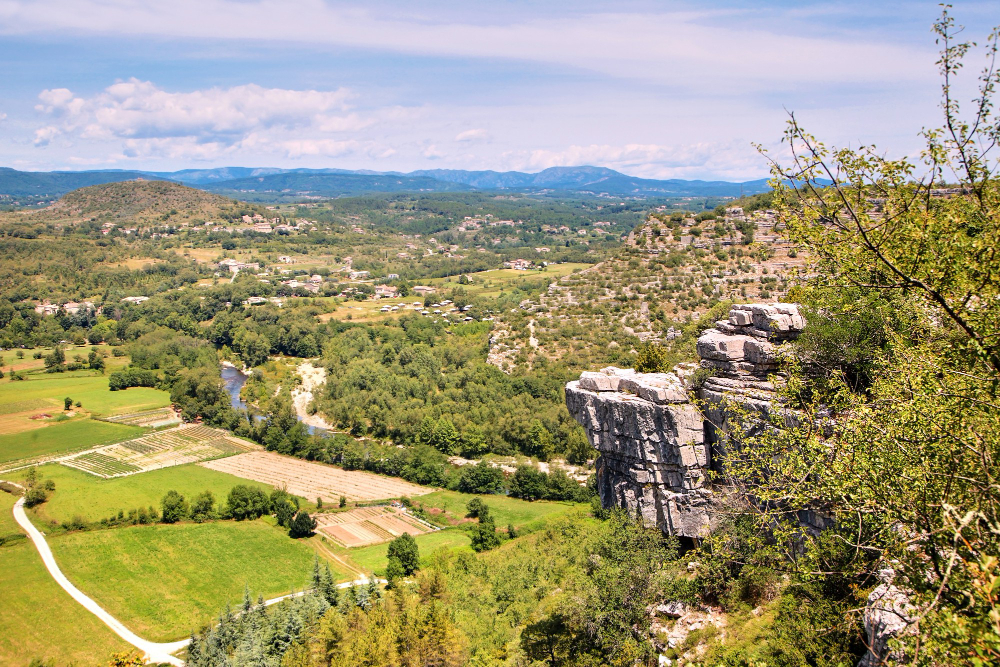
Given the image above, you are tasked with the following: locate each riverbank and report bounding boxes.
[291,362,336,432]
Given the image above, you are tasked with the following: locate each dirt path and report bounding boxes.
[8,485,188,665]
[4,480,378,665]
[291,361,336,431]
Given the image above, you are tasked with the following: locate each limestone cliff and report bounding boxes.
[564,302,806,539]
[565,368,711,537]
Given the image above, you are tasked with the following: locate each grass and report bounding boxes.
[415,489,580,531]
[50,520,352,642]
[0,371,168,418]
[0,492,132,666]
[26,463,278,526]
[0,419,143,465]
[0,355,170,464]
[345,528,473,575]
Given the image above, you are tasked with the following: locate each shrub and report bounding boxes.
[160,490,189,523]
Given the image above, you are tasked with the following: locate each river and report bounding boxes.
[221,363,327,435]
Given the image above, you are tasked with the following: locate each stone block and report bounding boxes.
[729,308,753,326]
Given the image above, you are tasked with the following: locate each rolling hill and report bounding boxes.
[0,165,773,204]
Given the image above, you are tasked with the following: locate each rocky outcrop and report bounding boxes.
[859,569,916,667]
[566,367,712,538]
[565,303,806,539]
[697,303,804,472]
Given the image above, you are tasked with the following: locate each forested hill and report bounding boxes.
[0,165,773,205]
[54,180,273,227]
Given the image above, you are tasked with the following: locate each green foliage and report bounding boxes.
[386,533,420,575]
[159,490,188,524]
[225,484,270,521]
[288,511,317,538]
[508,465,549,501]
[456,463,505,494]
[189,491,216,523]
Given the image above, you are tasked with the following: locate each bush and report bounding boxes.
[456,463,506,494]
[24,486,48,508]
[160,490,189,523]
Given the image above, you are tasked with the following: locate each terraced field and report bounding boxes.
[315,506,435,547]
[104,407,181,428]
[61,424,259,478]
[200,451,433,502]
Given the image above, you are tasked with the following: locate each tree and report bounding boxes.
[288,511,317,538]
[470,515,501,552]
[525,419,554,461]
[64,396,72,411]
[387,533,420,575]
[634,342,670,373]
[731,10,1000,662]
[430,417,460,455]
[385,557,405,589]
[225,485,269,520]
[457,463,506,494]
[465,497,490,520]
[339,495,347,508]
[190,491,216,523]
[509,465,549,501]
[161,490,189,523]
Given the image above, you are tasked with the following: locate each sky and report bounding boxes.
[0,0,996,180]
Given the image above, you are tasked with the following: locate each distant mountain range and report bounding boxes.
[0,165,773,202]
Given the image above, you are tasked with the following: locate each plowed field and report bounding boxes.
[314,506,435,547]
[199,451,433,502]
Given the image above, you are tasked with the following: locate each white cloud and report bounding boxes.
[455,128,489,142]
[31,79,378,160]
[33,125,60,146]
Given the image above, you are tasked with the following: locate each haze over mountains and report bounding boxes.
[0,166,773,203]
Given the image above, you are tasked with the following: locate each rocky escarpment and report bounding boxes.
[565,368,711,537]
[565,303,806,539]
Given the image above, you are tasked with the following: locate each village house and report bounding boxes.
[504,259,534,271]
[412,285,436,295]
[374,285,399,299]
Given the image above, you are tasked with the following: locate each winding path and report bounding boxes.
[6,483,382,665]
[10,489,189,665]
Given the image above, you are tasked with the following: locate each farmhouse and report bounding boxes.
[412,285,436,295]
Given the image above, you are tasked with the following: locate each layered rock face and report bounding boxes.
[565,368,712,537]
[564,303,806,539]
[697,303,804,470]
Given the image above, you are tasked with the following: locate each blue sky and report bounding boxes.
[0,1,995,179]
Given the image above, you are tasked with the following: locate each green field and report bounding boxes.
[0,419,143,465]
[0,361,170,464]
[346,528,473,575]
[0,371,169,418]
[0,492,132,666]
[27,463,278,526]
[416,490,580,531]
[51,520,351,642]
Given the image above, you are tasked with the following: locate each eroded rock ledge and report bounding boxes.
[565,303,806,539]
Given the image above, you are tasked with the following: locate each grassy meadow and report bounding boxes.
[0,492,132,666]
[50,520,351,642]
[24,463,278,526]
[416,489,580,531]
[345,528,473,575]
[0,419,143,465]
[0,347,170,465]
